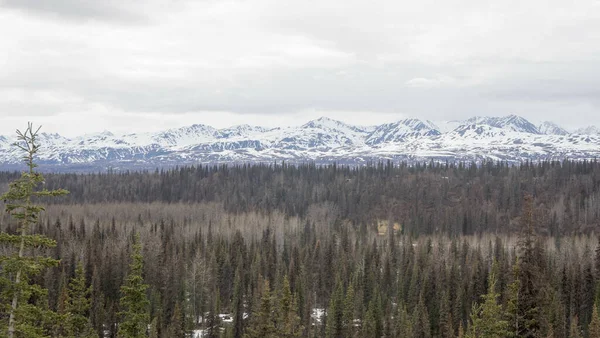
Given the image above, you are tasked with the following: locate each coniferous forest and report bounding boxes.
[2,128,600,337]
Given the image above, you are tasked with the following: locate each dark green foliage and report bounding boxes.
[245,279,277,338]
[117,235,150,338]
[1,157,600,337]
[64,262,95,337]
[467,266,509,338]
[0,124,68,337]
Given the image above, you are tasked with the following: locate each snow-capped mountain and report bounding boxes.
[538,121,570,136]
[465,115,541,134]
[575,126,600,135]
[366,119,440,145]
[1,115,599,171]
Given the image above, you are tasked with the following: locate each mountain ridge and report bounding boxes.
[1,115,599,171]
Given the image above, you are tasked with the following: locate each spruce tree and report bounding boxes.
[0,123,68,338]
[117,234,150,338]
[245,279,277,338]
[278,276,302,337]
[325,280,344,338]
[589,305,600,338]
[167,302,185,338]
[232,268,244,338]
[342,283,355,337]
[412,295,432,338]
[394,303,413,338]
[467,267,509,338]
[569,316,583,338]
[65,262,95,337]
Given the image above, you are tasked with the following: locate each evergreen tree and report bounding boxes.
[394,303,413,338]
[278,276,302,337]
[0,123,68,338]
[245,279,277,338]
[232,268,244,338]
[507,195,545,338]
[589,305,600,338]
[342,283,355,338]
[205,289,222,338]
[149,317,159,338]
[438,291,454,338]
[65,262,95,337]
[412,296,431,338]
[467,266,509,338]
[362,293,383,338]
[569,316,582,338]
[325,280,344,338]
[117,235,150,338]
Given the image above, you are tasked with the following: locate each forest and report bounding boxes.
[1,127,600,337]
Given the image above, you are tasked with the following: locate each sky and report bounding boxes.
[1,0,599,137]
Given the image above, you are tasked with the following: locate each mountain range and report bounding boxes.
[1,115,599,171]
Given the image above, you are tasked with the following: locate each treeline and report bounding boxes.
[2,196,600,337]
[2,158,600,337]
[2,159,600,235]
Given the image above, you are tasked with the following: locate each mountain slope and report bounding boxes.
[539,121,570,135]
[1,115,599,171]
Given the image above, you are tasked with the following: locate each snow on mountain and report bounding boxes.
[574,126,600,135]
[434,120,463,133]
[218,125,272,139]
[270,117,371,150]
[465,115,540,134]
[538,121,570,135]
[366,119,440,145]
[1,115,599,170]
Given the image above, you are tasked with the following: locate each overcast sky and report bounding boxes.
[1,0,599,137]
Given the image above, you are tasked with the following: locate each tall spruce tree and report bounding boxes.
[278,275,302,337]
[508,194,544,338]
[64,262,95,337]
[0,123,68,338]
[117,234,150,338]
[467,266,509,338]
[245,279,277,338]
[590,305,600,338]
[325,280,344,338]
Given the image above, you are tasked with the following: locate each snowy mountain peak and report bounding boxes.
[219,124,271,139]
[538,121,570,135]
[366,118,441,145]
[574,126,600,135]
[2,115,600,170]
[465,115,540,134]
[302,117,359,130]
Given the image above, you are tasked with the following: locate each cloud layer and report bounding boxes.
[1,0,599,136]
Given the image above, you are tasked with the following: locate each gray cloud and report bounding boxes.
[0,0,150,23]
[0,0,599,136]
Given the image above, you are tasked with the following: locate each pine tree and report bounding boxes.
[245,279,277,338]
[569,316,582,338]
[65,262,95,337]
[589,305,600,338]
[117,234,150,338]
[412,296,431,338]
[438,291,454,338]
[362,293,383,338]
[278,276,302,337]
[167,302,185,338]
[507,194,545,338]
[149,317,159,338]
[0,123,68,338]
[342,283,355,338]
[325,280,344,338]
[394,303,413,338]
[205,289,222,338]
[467,266,509,338]
[232,268,245,338]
